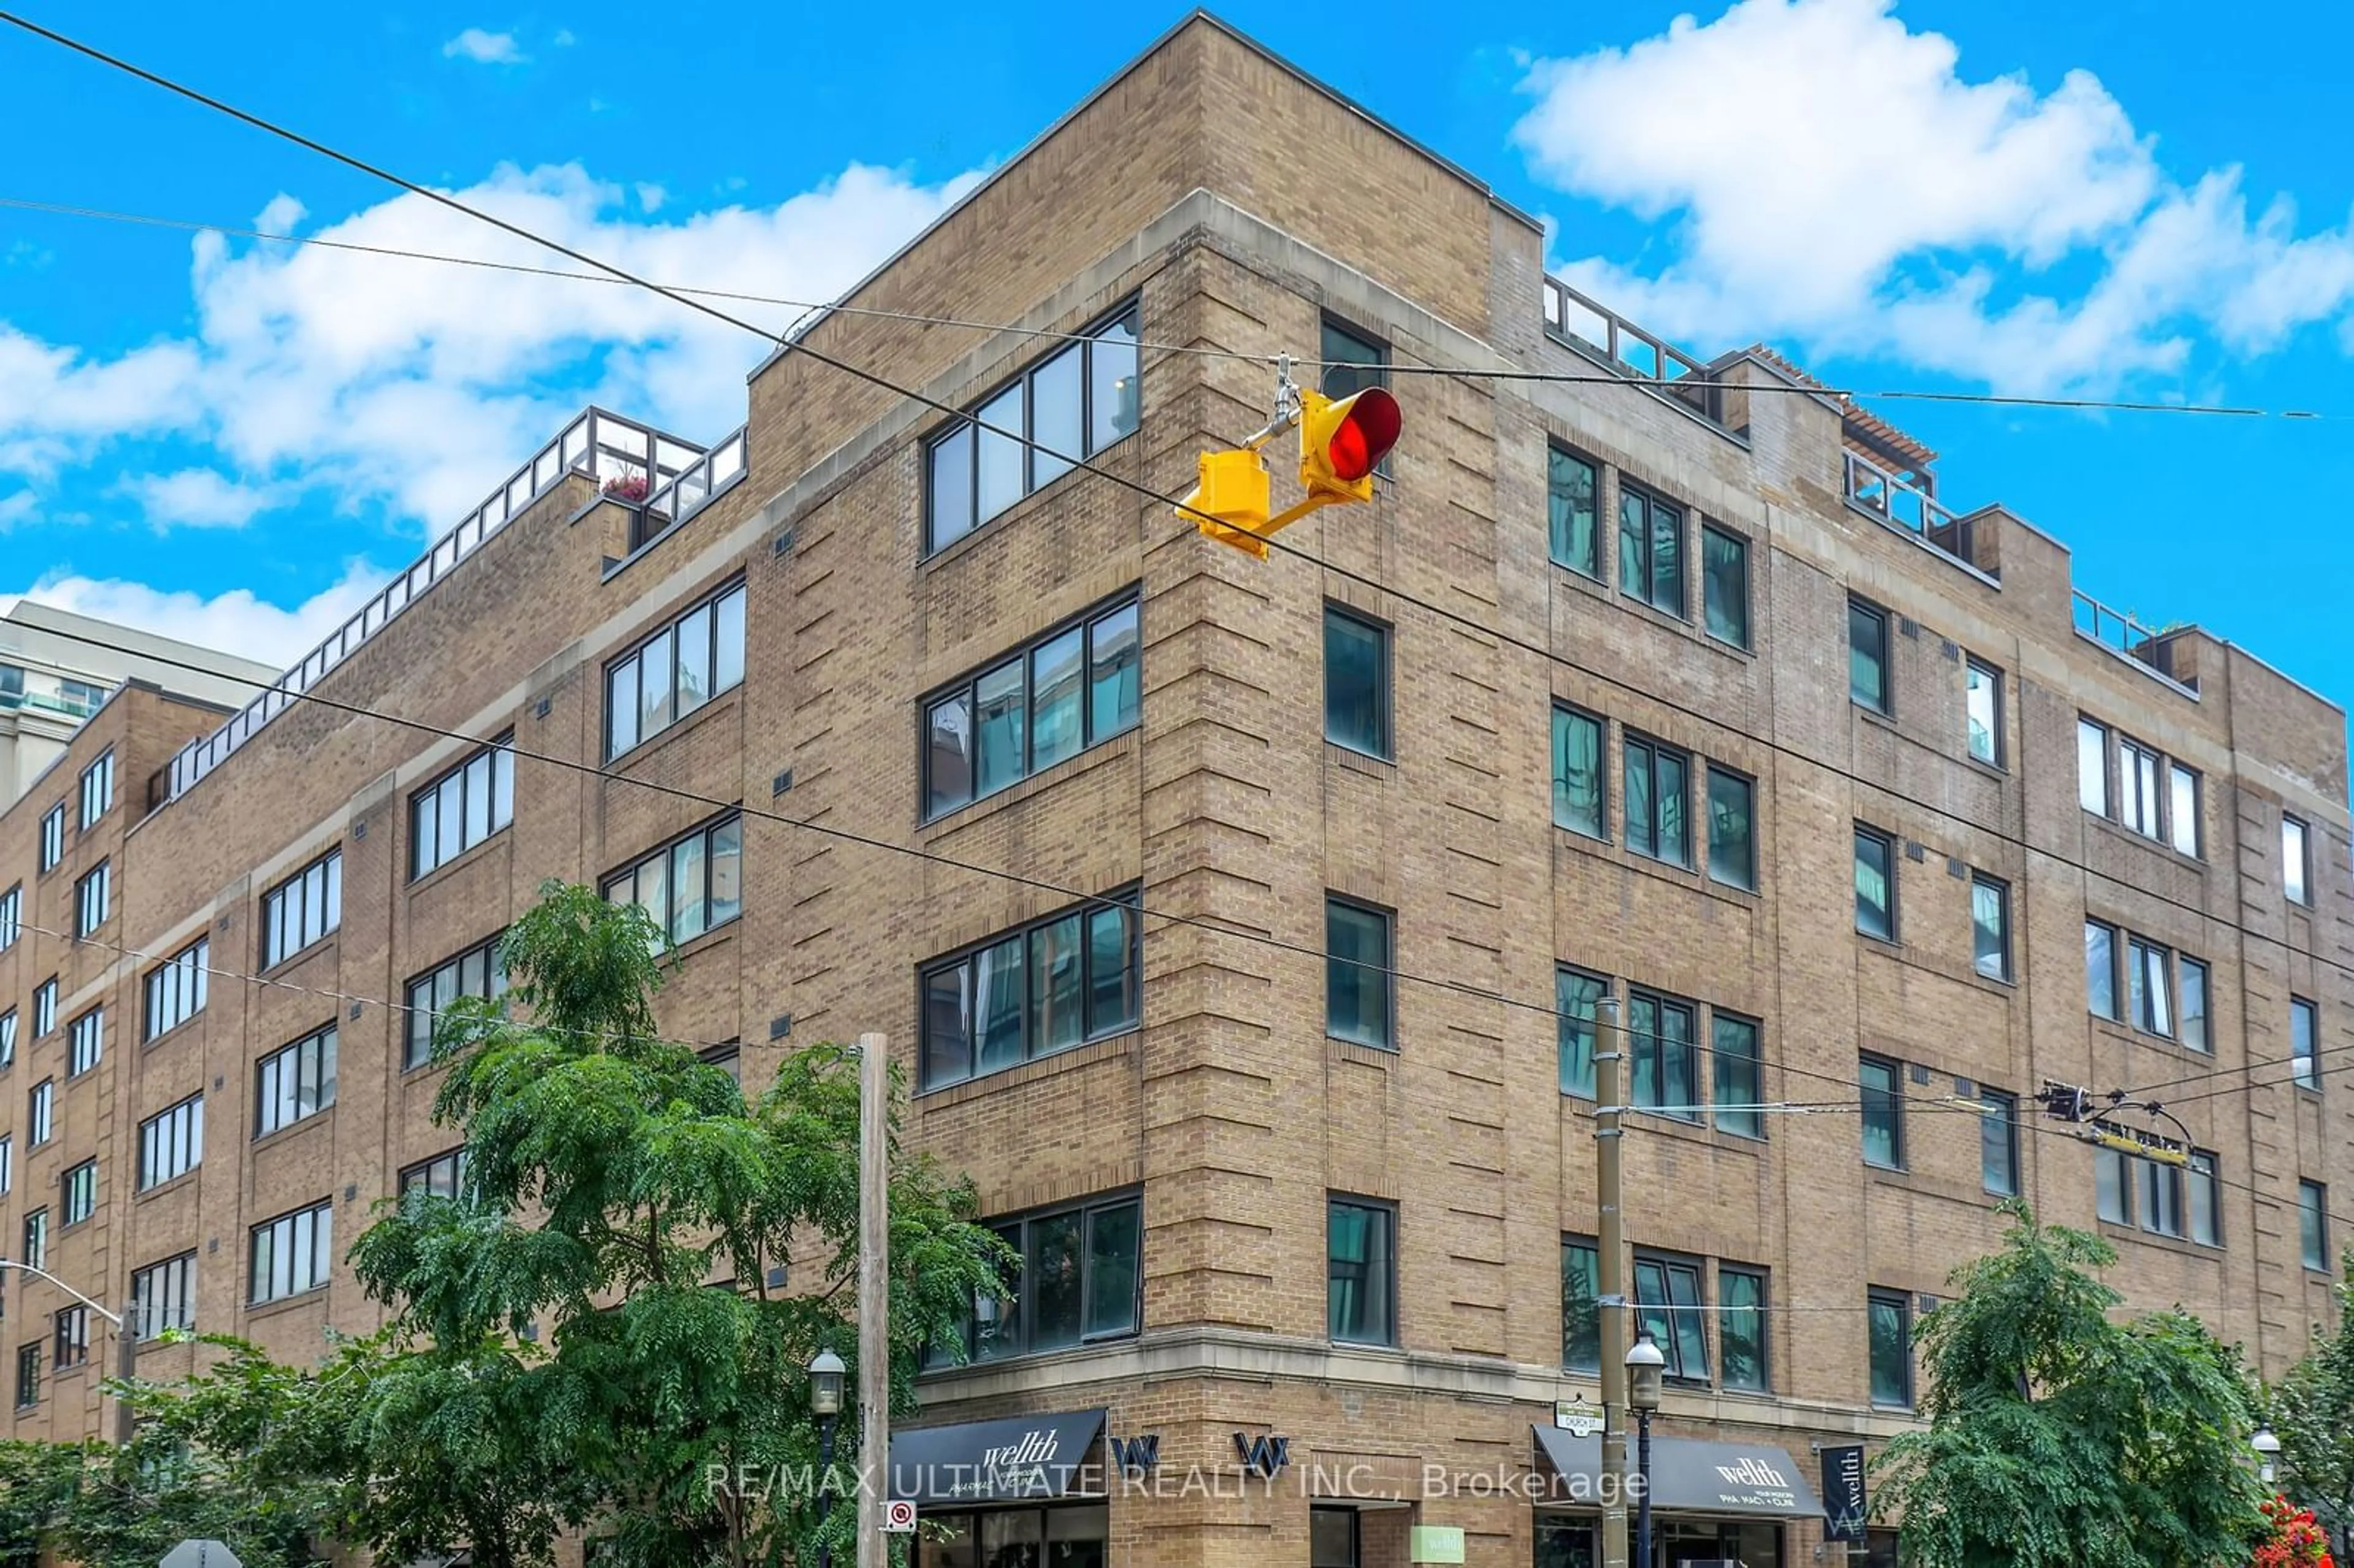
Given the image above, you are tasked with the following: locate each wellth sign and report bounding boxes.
[1709,1456,1800,1509]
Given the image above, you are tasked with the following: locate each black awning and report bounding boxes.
[888,1409,1107,1505]
[1533,1426,1826,1520]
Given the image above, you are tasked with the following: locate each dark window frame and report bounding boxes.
[1322,603,1393,761]
[2285,815,2312,905]
[400,1147,469,1200]
[1700,523,1751,649]
[1860,1054,1904,1170]
[12,1342,36,1410]
[927,1190,1143,1368]
[1705,762,1756,889]
[143,937,210,1042]
[403,932,509,1070]
[78,748,113,829]
[248,1198,335,1304]
[1632,1250,1710,1383]
[1848,598,1891,714]
[1325,894,1396,1051]
[37,802,64,873]
[1626,988,1700,1122]
[1867,1287,1913,1409]
[1561,1233,1601,1372]
[138,1094,204,1191]
[1854,825,1897,942]
[260,849,343,970]
[599,812,745,951]
[1326,1193,1399,1347]
[1979,1090,2019,1197]
[1718,1263,1770,1393]
[2299,1180,2329,1271]
[1617,479,1686,617]
[1550,702,1608,840]
[1971,872,2012,982]
[52,1304,88,1371]
[1556,967,1608,1100]
[131,1252,197,1341]
[253,1024,338,1138]
[409,734,517,881]
[602,576,750,762]
[2291,996,2320,1090]
[73,859,110,938]
[1623,732,1692,867]
[65,1007,102,1078]
[1711,1010,1764,1140]
[916,886,1142,1092]
[1548,443,1602,579]
[1964,657,2003,766]
[61,1159,96,1227]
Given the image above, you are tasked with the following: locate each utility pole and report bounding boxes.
[0,1258,134,1444]
[856,1032,890,1568]
[1594,997,1630,1568]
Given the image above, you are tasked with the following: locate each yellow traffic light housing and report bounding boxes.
[1181,373,1402,556]
[1179,447,1275,558]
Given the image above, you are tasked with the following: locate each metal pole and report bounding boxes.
[1635,1407,1653,1568]
[113,1315,135,1445]
[818,1413,838,1568]
[1594,997,1629,1568]
[856,1032,890,1568]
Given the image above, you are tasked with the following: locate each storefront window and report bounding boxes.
[1311,1507,1359,1568]
[917,1505,1106,1568]
[1534,1518,1596,1568]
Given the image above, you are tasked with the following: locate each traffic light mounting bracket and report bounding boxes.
[1181,354,1397,557]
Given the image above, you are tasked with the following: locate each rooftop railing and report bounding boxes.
[161,406,707,804]
[1541,274,1726,427]
[2073,590,2198,693]
[1842,451,1986,578]
[630,425,749,554]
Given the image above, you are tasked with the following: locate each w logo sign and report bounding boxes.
[1110,1434,1159,1475]
[1234,1433,1290,1480]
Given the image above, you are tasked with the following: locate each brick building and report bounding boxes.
[1,16,2348,1568]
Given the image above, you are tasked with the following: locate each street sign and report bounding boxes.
[1553,1396,1604,1437]
[883,1499,916,1532]
[161,1542,243,1568]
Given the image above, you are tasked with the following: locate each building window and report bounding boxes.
[0,1134,10,1196]
[52,1307,88,1372]
[1719,1265,1769,1392]
[131,1254,196,1341]
[405,935,509,1070]
[605,579,748,760]
[2116,736,2162,839]
[12,1344,34,1410]
[1867,1289,1913,1407]
[2284,815,2311,905]
[400,1148,468,1200]
[1705,766,1755,889]
[66,1008,102,1078]
[2095,1144,2130,1224]
[21,1208,47,1271]
[1312,1509,1358,1568]
[2292,997,2319,1090]
[1549,447,1600,578]
[0,882,17,950]
[411,737,516,879]
[2105,933,2207,1048]
[2138,1156,2185,1238]
[928,1193,1141,1366]
[1327,1197,1396,1346]
[1980,1092,2019,1197]
[1848,599,1890,713]
[144,938,210,1041]
[2085,919,2119,1018]
[1854,826,1895,940]
[1557,969,1606,1099]
[1712,1013,1762,1139]
[254,1026,338,1138]
[923,595,1141,818]
[73,860,110,937]
[1618,483,1684,616]
[1633,1254,1709,1382]
[700,1041,742,1083]
[138,1095,204,1191]
[1964,659,2002,765]
[601,815,744,951]
[1321,317,1388,399]
[2188,1152,2220,1248]
[1551,705,1606,838]
[1860,1056,1903,1169]
[2300,1181,2329,1271]
[62,1160,95,1227]
[2077,718,2109,815]
[261,850,342,969]
[1323,605,1391,759]
[1701,525,1750,648]
[38,802,63,872]
[28,1079,51,1146]
[2078,718,2201,855]
[918,889,1140,1091]
[0,1008,12,1070]
[926,305,1140,552]
[2169,764,2201,857]
[2128,936,2174,1036]
[78,750,114,828]
[1326,897,1395,1050]
[33,977,56,1037]
[2181,957,2211,1053]
[249,1200,334,1303]
[1627,990,1698,1121]
[1561,1236,1600,1372]
[1624,734,1690,866]
[1971,873,2011,981]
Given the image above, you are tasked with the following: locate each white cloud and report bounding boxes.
[552,26,577,47]
[443,27,526,64]
[3,559,389,668]
[1513,0,2354,390]
[114,468,290,530]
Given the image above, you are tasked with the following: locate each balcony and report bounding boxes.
[1842,451,1988,580]
[159,407,718,804]
[2073,590,2198,695]
[626,425,748,554]
[1541,275,1727,429]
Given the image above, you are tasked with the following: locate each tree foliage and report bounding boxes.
[1872,1201,2268,1568]
[2271,1247,2354,1560]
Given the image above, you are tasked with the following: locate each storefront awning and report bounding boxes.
[1532,1426,1826,1520]
[888,1409,1107,1505]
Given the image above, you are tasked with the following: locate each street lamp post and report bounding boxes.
[2250,1423,2280,1488]
[1626,1327,1666,1568]
[809,1347,847,1568]
[0,1257,135,1445]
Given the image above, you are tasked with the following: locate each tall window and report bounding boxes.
[401,1149,468,1199]
[1848,599,1890,713]
[28,1079,51,1146]
[132,1254,196,1341]
[2117,737,2163,839]
[12,1344,34,1410]
[1706,766,1755,889]
[411,737,516,879]
[2284,815,2310,905]
[2078,718,2200,854]
[1971,873,2011,981]
[1701,525,1750,648]
[1548,446,1600,577]
[62,1160,95,1227]
[2085,920,2119,1018]
[2292,997,2319,1090]
[1627,990,1697,1121]
[1854,826,1895,940]
[927,1193,1141,1366]
[2078,717,2110,815]
[144,938,209,1041]
[250,1201,333,1303]
[21,1208,46,1271]
[923,596,1141,818]
[918,889,1140,1091]
[1860,1056,1903,1169]
[1551,706,1605,837]
[38,802,63,872]
[1327,1197,1396,1346]
[1561,1237,1601,1372]
[1618,483,1685,615]
[1964,659,2002,765]
[601,815,744,950]
[1719,1266,1769,1392]
[2127,936,2175,1036]
[2300,1181,2329,1271]
[604,579,748,759]
[1980,1091,2019,1197]
[1632,1254,1708,1382]
[33,976,56,1037]
[1867,1289,1913,1407]
[139,1095,204,1190]
[405,935,509,1069]
[2095,1144,2131,1224]
[2180,957,2211,1052]
[0,1009,12,1070]
[66,1008,102,1078]
[0,883,17,950]
[1323,606,1390,759]
[53,1307,88,1371]
[1556,969,1605,1098]
[1325,898,1394,1050]
[2169,764,2201,856]
[2188,1152,2220,1247]
[0,1135,10,1196]
[1712,1014,1762,1139]
[262,850,342,969]
[1320,318,1388,400]
[255,1026,338,1138]
[74,860,110,937]
[78,749,113,828]
[1623,734,1689,866]
[926,305,1140,552]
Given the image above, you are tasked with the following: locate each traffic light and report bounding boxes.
[1182,384,1401,556]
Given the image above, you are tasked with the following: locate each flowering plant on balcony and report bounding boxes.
[2256,1495,2334,1568]
[601,473,651,504]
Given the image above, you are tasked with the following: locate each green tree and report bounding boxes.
[1873,1201,2269,1568]
[348,880,1011,1568]
[2270,1247,2354,1561]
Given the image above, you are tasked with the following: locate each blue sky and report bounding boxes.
[3,0,2350,718]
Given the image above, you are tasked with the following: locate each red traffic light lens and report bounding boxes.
[1325,388,1400,482]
